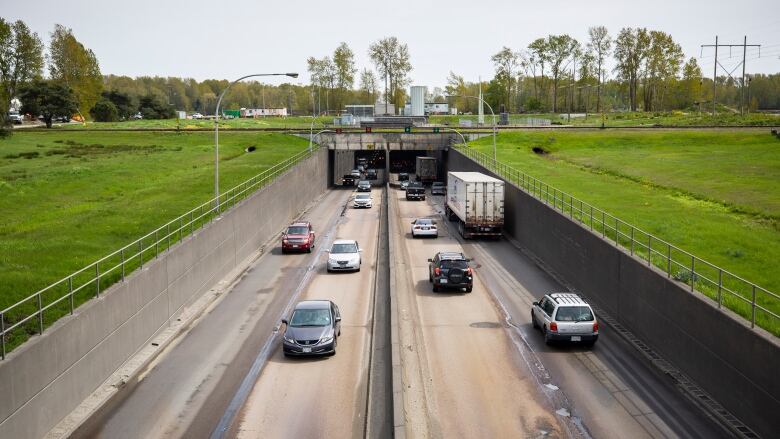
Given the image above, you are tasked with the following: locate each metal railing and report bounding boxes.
[454,145,780,336]
[0,146,319,359]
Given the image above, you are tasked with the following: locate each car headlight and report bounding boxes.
[319,336,334,344]
[283,334,296,344]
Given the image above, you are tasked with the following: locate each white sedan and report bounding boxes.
[353,193,373,208]
[327,239,362,272]
[411,218,438,238]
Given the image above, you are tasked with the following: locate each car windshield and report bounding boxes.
[331,243,358,253]
[432,183,444,187]
[555,306,594,322]
[359,181,370,186]
[355,194,370,200]
[289,308,331,327]
[440,259,468,269]
[415,219,433,225]
[287,226,308,235]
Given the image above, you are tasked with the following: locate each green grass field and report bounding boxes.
[430,112,780,127]
[54,116,319,130]
[467,129,780,334]
[0,131,308,350]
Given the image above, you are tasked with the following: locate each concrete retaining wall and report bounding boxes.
[446,149,780,438]
[0,149,329,439]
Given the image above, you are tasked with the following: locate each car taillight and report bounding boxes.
[466,268,472,276]
[434,267,441,276]
[549,322,558,332]
[593,321,599,332]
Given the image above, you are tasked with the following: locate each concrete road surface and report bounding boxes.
[389,189,566,438]
[403,188,728,439]
[233,187,383,438]
[76,188,357,439]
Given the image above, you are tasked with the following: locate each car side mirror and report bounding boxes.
[281,319,288,325]
[335,316,341,322]
[531,302,538,307]
[324,249,330,253]
[411,221,415,224]
[427,258,433,262]
[359,249,363,252]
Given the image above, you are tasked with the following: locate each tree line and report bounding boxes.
[470,26,779,115]
[2,17,779,133]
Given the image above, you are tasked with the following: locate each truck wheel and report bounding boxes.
[466,286,472,293]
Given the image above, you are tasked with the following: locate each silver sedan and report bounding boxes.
[411,218,438,238]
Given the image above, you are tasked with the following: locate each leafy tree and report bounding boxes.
[333,42,356,109]
[307,56,336,114]
[359,68,378,104]
[369,37,412,114]
[138,94,174,119]
[491,47,519,112]
[545,34,579,112]
[614,27,650,111]
[679,57,703,109]
[0,18,44,131]
[90,98,118,121]
[527,38,549,107]
[48,24,102,118]
[641,31,683,111]
[587,26,611,113]
[18,79,78,128]
[102,89,135,119]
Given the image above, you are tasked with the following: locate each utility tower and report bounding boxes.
[701,36,761,115]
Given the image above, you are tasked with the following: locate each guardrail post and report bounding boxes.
[589,206,593,230]
[667,244,672,277]
[155,230,159,257]
[648,235,652,266]
[167,223,171,250]
[121,248,125,281]
[37,292,43,334]
[1,312,5,360]
[602,212,605,238]
[751,285,756,328]
[95,263,100,297]
[690,256,695,292]
[139,239,143,268]
[69,276,74,314]
[190,211,194,235]
[717,270,723,309]
[569,197,573,218]
[615,217,619,244]
[180,217,183,242]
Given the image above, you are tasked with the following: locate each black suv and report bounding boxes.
[428,252,473,292]
[366,168,378,180]
[342,174,356,186]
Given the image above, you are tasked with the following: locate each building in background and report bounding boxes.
[239,108,288,117]
[402,102,450,115]
[410,86,426,116]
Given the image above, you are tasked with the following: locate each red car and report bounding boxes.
[282,221,316,253]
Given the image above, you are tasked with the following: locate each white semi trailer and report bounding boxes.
[445,171,505,238]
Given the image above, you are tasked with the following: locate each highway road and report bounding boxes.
[232,186,383,438]
[73,183,728,439]
[389,186,729,439]
[75,187,375,439]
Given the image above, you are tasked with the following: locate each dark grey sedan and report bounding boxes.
[281,300,341,356]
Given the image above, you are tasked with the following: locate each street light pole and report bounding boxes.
[439,127,468,148]
[449,95,496,162]
[214,72,298,211]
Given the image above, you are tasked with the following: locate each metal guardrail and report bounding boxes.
[454,145,780,336]
[0,146,319,359]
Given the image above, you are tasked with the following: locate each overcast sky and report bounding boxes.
[5,0,779,89]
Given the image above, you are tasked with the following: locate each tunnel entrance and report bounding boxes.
[354,150,386,170]
[389,150,423,173]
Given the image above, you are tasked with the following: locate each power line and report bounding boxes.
[701,36,761,115]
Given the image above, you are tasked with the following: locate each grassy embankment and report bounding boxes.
[0,131,308,350]
[468,130,780,335]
